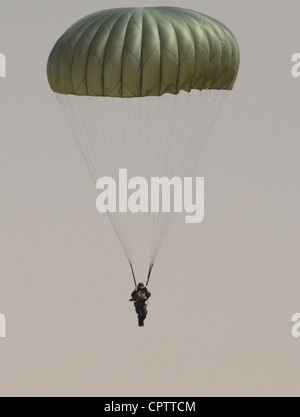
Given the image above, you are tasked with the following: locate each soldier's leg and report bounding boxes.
[141,304,148,321]
[135,304,144,326]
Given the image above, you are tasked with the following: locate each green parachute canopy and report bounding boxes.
[47,6,240,98]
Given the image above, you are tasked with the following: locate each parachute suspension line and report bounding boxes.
[146,92,178,265]
[84,96,134,263]
[148,90,228,265]
[57,94,135,264]
[130,263,137,287]
[147,91,192,265]
[56,90,229,280]
[103,98,133,262]
[99,97,135,264]
[57,94,97,184]
[151,96,207,262]
[61,94,130,267]
[150,91,191,264]
[157,91,226,264]
[91,96,133,263]
[149,96,163,264]
[146,263,154,287]
[148,92,182,264]
[125,97,143,268]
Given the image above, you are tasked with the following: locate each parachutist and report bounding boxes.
[48,7,239,325]
[130,283,151,327]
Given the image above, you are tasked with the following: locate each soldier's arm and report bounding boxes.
[131,289,138,298]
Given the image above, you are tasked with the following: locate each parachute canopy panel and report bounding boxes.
[47,7,240,98]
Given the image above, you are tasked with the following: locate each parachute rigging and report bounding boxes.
[47,7,240,284]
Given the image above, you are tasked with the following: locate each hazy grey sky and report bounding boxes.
[0,0,299,397]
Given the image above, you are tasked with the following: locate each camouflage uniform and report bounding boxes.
[131,287,151,326]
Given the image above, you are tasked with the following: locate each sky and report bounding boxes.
[0,0,299,397]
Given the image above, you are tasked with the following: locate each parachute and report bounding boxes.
[47,7,240,285]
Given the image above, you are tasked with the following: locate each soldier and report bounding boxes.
[130,283,151,327]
